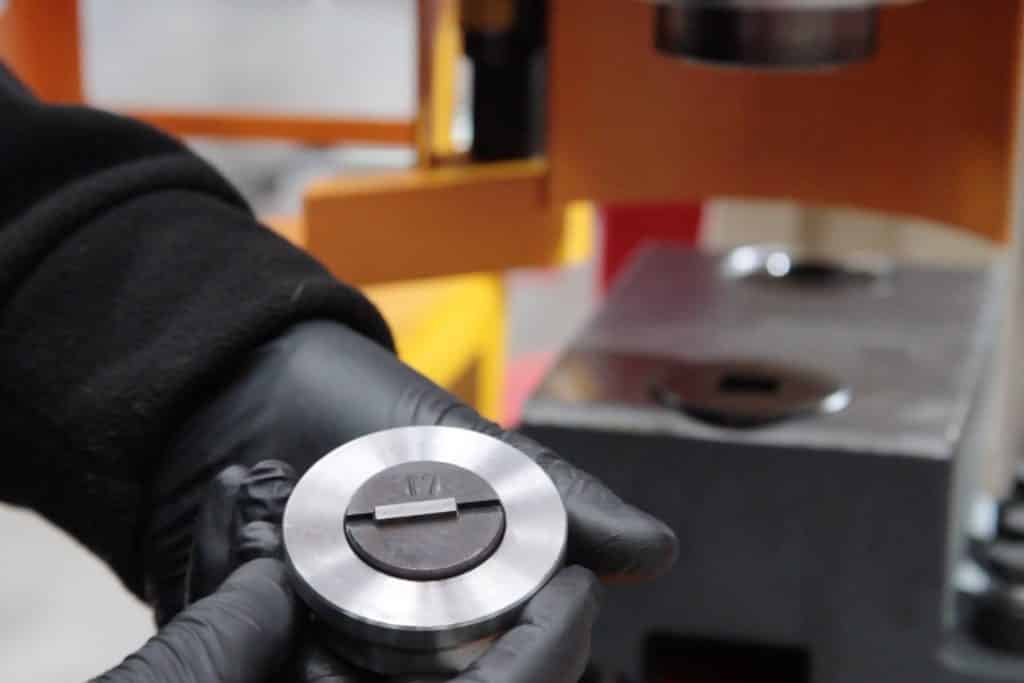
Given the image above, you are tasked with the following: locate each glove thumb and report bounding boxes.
[94,558,298,683]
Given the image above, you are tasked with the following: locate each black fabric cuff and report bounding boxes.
[0,156,392,595]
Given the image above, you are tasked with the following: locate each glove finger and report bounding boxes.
[96,559,298,683]
[238,519,284,563]
[238,460,296,525]
[188,460,296,604]
[186,464,248,605]
[0,62,38,103]
[441,405,678,581]
[451,565,602,683]
[523,436,678,582]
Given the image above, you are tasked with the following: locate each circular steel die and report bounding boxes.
[283,426,567,671]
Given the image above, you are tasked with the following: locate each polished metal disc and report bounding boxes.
[283,426,567,671]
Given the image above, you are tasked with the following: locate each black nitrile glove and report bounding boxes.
[186,460,296,604]
[189,460,603,683]
[0,63,35,103]
[148,320,677,623]
[95,462,300,683]
[93,559,296,683]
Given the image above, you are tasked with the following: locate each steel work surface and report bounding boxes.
[523,245,1012,683]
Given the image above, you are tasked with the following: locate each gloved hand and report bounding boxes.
[147,320,678,624]
[94,461,300,683]
[93,559,295,683]
[188,460,603,683]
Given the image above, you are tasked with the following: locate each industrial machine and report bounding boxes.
[5,2,1021,681]
[522,244,1016,682]
[518,1,1024,681]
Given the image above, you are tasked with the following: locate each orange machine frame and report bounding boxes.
[549,0,1024,243]
[3,0,1019,257]
[304,0,1024,253]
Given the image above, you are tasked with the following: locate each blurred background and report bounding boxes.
[1,2,1021,681]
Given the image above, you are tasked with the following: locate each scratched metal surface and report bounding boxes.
[526,245,1005,460]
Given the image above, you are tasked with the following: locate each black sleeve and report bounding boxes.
[0,63,393,594]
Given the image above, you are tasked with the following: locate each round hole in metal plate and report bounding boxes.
[722,244,891,289]
[651,359,851,428]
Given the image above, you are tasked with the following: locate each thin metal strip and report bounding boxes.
[374,497,458,522]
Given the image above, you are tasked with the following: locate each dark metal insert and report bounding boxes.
[345,461,505,581]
